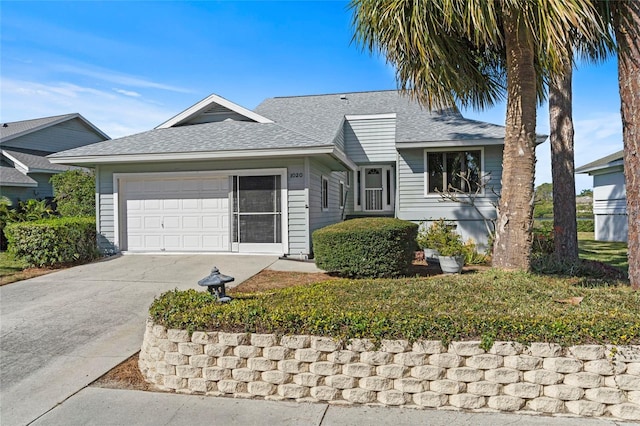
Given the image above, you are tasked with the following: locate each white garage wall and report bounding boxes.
[96,158,308,255]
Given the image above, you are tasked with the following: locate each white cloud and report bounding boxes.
[114,88,142,97]
[53,63,192,94]
[1,78,175,138]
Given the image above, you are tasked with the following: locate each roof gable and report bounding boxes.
[0,113,110,144]
[156,93,273,129]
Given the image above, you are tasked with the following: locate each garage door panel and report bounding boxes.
[123,176,229,252]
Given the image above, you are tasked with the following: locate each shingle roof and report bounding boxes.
[2,149,73,172]
[52,90,508,160]
[1,114,78,142]
[49,121,325,158]
[575,150,624,174]
[0,113,110,144]
[0,166,37,186]
[255,90,506,143]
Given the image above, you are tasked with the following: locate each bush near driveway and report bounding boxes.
[150,270,638,347]
[312,217,418,278]
[5,217,99,267]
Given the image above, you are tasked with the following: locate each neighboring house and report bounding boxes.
[1,114,110,204]
[576,150,627,242]
[50,90,543,255]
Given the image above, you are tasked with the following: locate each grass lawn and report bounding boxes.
[0,251,56,286]
[578,232,628,272]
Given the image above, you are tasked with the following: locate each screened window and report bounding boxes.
[426,150,481,193]
[321,176,329,210]
[232,175,281,244]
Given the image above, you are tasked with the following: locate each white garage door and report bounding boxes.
[121,176,229,252]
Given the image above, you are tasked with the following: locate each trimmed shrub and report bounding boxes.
[5,217,99,267]
[149,270,638,346]
[312,218,418,278]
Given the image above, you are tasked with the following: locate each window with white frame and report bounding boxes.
[321,176,329,210]
[339,180,345,209]
[425,149,482,194]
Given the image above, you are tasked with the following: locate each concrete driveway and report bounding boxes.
[0,254,277,426]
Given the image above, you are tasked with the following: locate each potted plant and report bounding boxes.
[429,221,465,274]
[417,219,449,264]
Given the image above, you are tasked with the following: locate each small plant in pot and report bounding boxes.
[429,222,465,274]
[417,219,450,264]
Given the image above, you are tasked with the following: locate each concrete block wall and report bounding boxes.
[139,320,640,421]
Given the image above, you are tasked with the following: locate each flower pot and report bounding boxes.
[438,255,465,274]
[423,248,440,264]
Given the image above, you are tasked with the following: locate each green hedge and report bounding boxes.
[312,218,418,278]
[5,217,99,267]
[149,270,638,346]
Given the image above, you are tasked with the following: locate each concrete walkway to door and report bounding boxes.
[0,254,277,426]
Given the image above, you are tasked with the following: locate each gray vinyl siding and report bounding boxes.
[308,159,346,254]
[96,158,309,255]
[396,145,503,247]
[1,118,106,153]
[0,186,36,205]
[184,111,251,125]
[592,169,627,242]
[332,120,345,152]
[0,173,56,204]
[344,117,396,163]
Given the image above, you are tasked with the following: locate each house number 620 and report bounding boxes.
[290,173,303,178]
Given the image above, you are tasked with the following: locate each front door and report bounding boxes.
[361,166,394,212]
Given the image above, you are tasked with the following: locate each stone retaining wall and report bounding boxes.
[139,320,640,421]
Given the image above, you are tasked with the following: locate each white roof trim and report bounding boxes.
[1,150,29,172]
[396,138,504,148]
[576,162,624,175]
[156,93,273,129]
[0,113,110,143]
[345,113,396,120]
[49,146,335,165]
[1,180,38,188]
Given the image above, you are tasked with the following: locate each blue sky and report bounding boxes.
[1,1,623,192]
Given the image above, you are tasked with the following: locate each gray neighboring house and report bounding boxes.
[1,114,110,204]
[50,90,540,256]
[576,150,627,242]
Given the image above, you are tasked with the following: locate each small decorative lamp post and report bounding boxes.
[197,267,234,303]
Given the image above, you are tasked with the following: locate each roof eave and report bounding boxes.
[575,160,624,175]
[396,137,505,149]
[49,145,336,166]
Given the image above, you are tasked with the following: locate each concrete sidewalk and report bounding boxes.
[33,387,629,425]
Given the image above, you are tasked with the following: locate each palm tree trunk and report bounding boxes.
[613,0,640,289]
[549,56,579,260]
[492,5,537,270]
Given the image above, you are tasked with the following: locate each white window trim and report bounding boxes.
[339,180,345,209]
[113,168,288,254]
[423,147,485,198]
[321,175,329,211]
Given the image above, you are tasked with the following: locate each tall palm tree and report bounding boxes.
[610,0,640,289]
[548,5,613,261]
[351,0,604,270]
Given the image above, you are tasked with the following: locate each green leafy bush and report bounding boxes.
[312,218,418,278]
[149,270,638,346]
[577,219,595,233]
[5,217,99,267]
[50,170,95,217]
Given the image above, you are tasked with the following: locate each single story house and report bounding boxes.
[1,113,110,205]
[50,90,540,256]
[575,150,627,242]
